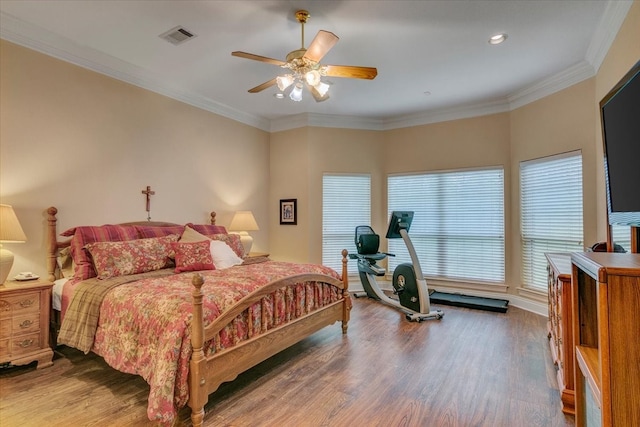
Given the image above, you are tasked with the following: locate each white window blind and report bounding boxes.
[611,225,632,252]
[387,168,505,283]
[322,174,371,274]
[521,152,583,291]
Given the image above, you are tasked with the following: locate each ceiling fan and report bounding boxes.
[231,10,377,102]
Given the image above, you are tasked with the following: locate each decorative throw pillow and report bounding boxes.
[179,225,210,243]
[135,225,185,239]
[172,240,215,273]
[61,225,139,280]
[85,234,179,279]
[208,233,245,258]
[209,240,244,269]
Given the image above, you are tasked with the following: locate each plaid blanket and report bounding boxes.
[57,269,174,353]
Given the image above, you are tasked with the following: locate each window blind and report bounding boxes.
[520,151,583,291]
[322,174,371,274]
[611,225,632,252]
[387,168,505,283]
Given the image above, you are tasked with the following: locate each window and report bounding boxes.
[387,168,505,283]
[611,225,632,252]
[322,174,371,274]
[521,151,583,292]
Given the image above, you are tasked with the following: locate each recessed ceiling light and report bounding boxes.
[489,33,508,45]
[274,93,284,99]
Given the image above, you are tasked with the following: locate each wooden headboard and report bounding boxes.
[45,206,217,282]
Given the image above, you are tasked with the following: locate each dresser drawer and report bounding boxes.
[12,313,40,335]
[11,332,41,356]
[4,292,41,314]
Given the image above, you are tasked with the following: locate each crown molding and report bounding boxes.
[586,0,634,73]
[270,113,385,132]
[381,99,511,130]
[508,61,596,110]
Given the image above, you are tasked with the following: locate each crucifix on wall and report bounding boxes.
[141,185,155,221]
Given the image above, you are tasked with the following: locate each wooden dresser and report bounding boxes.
[0,280,54,369]
[571,252,640,427]
[545,252,574,414]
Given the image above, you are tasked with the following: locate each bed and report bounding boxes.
[45,206,351,426]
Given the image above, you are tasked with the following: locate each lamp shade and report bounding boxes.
[228,211,259,232]
[0,204,27,284]
[0,204,27,242]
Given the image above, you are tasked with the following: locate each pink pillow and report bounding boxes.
[135,225,185,238]
[208,233,245,258]
[172,240,215,273]
[85,234,179,279]
[186,223,228,235]
[61,225,139,280]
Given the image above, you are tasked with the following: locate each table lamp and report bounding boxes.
[228,211,259,255]
[0,204,28,284]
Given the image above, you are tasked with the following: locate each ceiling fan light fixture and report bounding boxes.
[276,74,295,91]
[305,70,321,86]
[289,83,303,102]
[313,81,330,97]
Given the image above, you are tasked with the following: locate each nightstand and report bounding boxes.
[0,280,54,369]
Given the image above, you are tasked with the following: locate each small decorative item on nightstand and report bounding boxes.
[0,280,54,369]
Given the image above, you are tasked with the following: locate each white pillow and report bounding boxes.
[209,240,243,269]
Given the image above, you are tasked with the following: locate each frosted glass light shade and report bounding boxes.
[289,83,303,102]
[276,74,294,91]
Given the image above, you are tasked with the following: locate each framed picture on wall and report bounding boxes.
[280,199,297,225]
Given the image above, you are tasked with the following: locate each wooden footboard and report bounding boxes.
[188,250,350,427]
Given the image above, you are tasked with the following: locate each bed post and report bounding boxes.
[209,211,217,225]
[341,249,351,334]
[189,273,207,427]
[46,207,59,282]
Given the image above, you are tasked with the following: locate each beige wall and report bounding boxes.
[0,40,270,277]
[1,1,638,302]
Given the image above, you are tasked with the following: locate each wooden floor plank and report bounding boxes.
[0,297,574,426]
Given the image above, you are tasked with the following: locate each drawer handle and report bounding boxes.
[19,299,35,308]
[19,320,34,328]
[19,339,34,348]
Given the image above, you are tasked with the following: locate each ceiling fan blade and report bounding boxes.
[324,65,378,80]
[248,78,277,93]
[232,51,286,66]
[303,30,339,63]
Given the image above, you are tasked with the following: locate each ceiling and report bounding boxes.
[0,1,633,131]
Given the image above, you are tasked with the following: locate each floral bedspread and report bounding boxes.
[81,261,343,425]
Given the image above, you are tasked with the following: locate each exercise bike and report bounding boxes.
[351,211,444,322]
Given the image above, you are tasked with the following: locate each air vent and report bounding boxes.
[159,26,196,45]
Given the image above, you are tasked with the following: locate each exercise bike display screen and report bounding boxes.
[385,211,414,239]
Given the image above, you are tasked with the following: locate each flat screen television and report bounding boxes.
[385,211,414,239]
[599,59,640,226]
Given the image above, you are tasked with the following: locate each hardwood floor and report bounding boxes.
[0,297,574,427]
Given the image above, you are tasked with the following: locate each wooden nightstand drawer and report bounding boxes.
[11,332,41,356]
[13,313,40,335]
[1,291,41,314]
